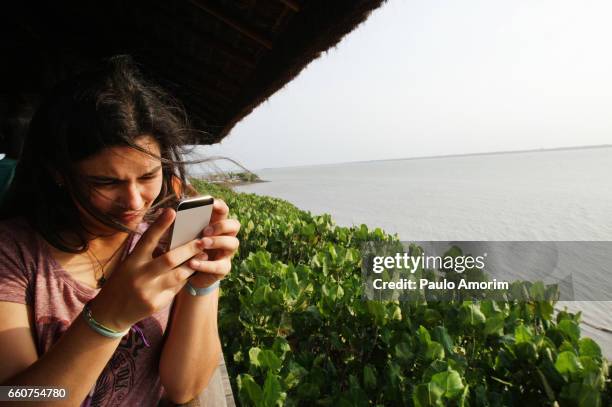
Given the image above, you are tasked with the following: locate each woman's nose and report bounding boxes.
[121,182,144,210]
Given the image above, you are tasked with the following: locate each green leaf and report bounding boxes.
[557,340,574,353]
[424,308,442,325]
[459,303,486,325]
[363,364,377,390]
[259,349,282,371]
[253,285,272,305]
[413,382,444,407]
[387,361,404,388]
[422,360,448,382]
[555,351,583,379]
[558,320,581,344]
[335,285,344,300]
[480,300,501,317]
[535,301,554,321]
[425,341,445,361]
[579,338,602,360]
[272,337,291,359]
[233,350,243,363]
[515,342,538,363]
[484,313,505,336]
[238,374,263,405]
[263,371,285,407]
[296,382,320,400]
[367,301,387,325]
[430,369,465,399]
[394,342,414,362]
[458,383,470,407]
[560,382,602,407]
[417,325,432,345]
[328,244,338,260]
[284,361,307,389]
[249,347,262,367]
[536,367,556,402]
[246,219,255,233]
[515,323,533,343]
[390,304,402,321]
[529,281,545,300]
[431,326,454,355]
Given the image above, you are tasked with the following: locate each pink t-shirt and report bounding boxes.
[0,217,171,406]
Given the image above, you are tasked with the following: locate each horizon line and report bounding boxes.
[254,144,612,171]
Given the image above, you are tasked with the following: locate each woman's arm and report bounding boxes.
[158,286,222,404]
[159,199,239,404]
[0,301,123,406]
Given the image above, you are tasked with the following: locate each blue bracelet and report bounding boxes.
[82,302,130,339]
[185,279,220,296]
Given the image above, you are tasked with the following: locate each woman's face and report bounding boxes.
[74,135,164,232]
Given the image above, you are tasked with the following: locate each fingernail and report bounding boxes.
[191,259,200,267]
[202,237,213,248]
[204,226,214,236]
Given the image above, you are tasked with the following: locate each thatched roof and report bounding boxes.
[1,0,386,152]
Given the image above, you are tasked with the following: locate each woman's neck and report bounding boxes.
[87,232,130,256]
[57,227,130,257]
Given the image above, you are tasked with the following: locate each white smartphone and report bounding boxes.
[168,195,215,250]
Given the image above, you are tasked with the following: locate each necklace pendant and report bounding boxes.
[97,275,106,288]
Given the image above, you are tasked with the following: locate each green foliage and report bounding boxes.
[191,179,611,406]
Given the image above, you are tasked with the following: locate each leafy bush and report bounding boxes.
[192,180,611,407]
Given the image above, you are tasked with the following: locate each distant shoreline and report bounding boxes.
[255,144,612,171]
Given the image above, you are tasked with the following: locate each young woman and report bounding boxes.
[0,56,240,406]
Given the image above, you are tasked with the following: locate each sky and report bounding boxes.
[194,0,612,171]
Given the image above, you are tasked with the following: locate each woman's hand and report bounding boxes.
[187,199,240,288]
[89,208,209,331]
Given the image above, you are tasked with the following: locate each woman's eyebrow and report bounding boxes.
[86,166,162,181]
[141,165,162,176]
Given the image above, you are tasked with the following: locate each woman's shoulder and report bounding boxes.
[0,217,37,242]
[0,217,43,266]
[0,217,37,293]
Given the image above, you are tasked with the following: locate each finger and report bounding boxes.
[132,208,176,258]
[190,257,232,276]
[152,237,205,274]
[192,252,209,262]
[209,199,230,224]
[200,236,239,253]
[152,246,165,258]
[159,264,196,290]
[203,219,241,237]
[213,248,238,260]
[201,247,238,262]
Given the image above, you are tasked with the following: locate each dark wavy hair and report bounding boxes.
[0,55,200,253]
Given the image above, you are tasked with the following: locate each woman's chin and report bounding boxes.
[120,217,144,228]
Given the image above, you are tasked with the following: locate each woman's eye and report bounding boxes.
[93,181,117,187]
[88,178,118,187]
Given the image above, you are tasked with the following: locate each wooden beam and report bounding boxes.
[187,0,273,50]
[278,0,300,12]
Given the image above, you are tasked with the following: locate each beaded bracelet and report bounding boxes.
[82,302,130,339]
[185,279,220,296]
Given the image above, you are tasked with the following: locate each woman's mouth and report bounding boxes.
[117,211,143,222]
